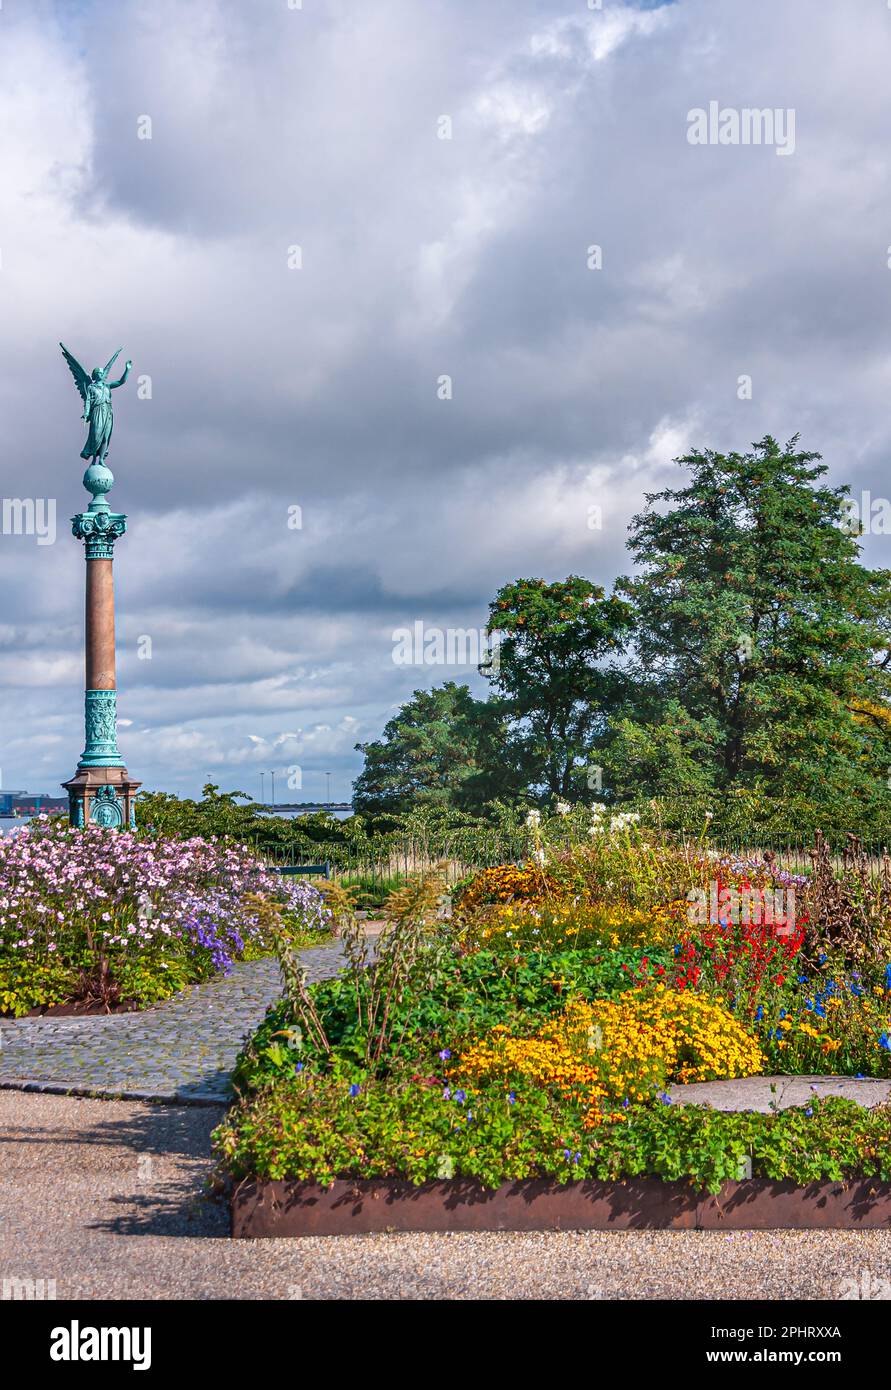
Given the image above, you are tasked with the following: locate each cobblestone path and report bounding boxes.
[0,943,344,1105]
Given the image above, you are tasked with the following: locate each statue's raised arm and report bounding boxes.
[60,342,132,465]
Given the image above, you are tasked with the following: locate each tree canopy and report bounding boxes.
[353,436,891,836]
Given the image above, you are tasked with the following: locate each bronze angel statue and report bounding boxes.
[60,343,132,464]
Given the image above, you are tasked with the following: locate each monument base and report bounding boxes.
[62,766,142,830]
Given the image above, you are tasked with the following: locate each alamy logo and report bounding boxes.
[2,1276,56,1300]
[392,622,501,672]
[687,102,795,157]
[687,883,796,935]
[50,1320,151,1371]
[1,497,56,545]
[837,1271,891,1300]
[839,491,891,536]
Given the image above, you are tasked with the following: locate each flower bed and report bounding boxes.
[0,818,330,1015]
[214,813,891,1213]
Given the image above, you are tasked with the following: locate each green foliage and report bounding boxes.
[137,782,365,855]
[0,957,79,1016]
[136,784,264,839]
[0,952,195,1017]
[347,435,891,837]
[352,683,523,818]
[612,435,891,825]
[213,1082,891,1195]
[485,576,634,800]
[233,945,672,1092]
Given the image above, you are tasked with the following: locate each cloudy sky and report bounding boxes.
[2,0,891,804]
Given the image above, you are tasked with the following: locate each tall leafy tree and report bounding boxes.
[613,435,891,822]
[353,682,520,817]
[485,576,634,800]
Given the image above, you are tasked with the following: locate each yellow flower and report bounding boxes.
[457,990,764,1126]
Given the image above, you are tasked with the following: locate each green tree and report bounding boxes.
[135,784,353,854]
[613,435,891,827]
[352,682,520,818]
[485,576,634,801]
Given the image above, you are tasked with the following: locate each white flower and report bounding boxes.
[532,848,546,865]
[555,800,571,816]
[525,810,542,829]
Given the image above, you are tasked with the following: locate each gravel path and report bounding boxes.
[2,1091,890,1300]
[0,943,344,1104]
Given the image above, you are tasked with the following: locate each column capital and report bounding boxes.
[72,508,127,559]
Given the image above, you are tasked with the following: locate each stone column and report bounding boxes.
[62,462,141,828]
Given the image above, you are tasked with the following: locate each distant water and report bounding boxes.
[0,816,30,836]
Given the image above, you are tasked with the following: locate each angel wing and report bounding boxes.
[103,347,122,377]
[59,342,91,405]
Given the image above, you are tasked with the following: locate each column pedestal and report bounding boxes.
[63,766,142,829]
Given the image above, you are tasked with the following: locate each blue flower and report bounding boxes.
[508,1091,516,1105]
[755,1005,764,1021]
[659,1091,673,1106]
[880,1034,891,1053]
[294,1062,304,1074]
[349,1083,361,1097]
[438,1048,451,1061]
[805,1107,813,1117]
[454,1089,466,1104]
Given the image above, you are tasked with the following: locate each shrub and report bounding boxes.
[454,861,555,913]
[0,819,331,1014]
